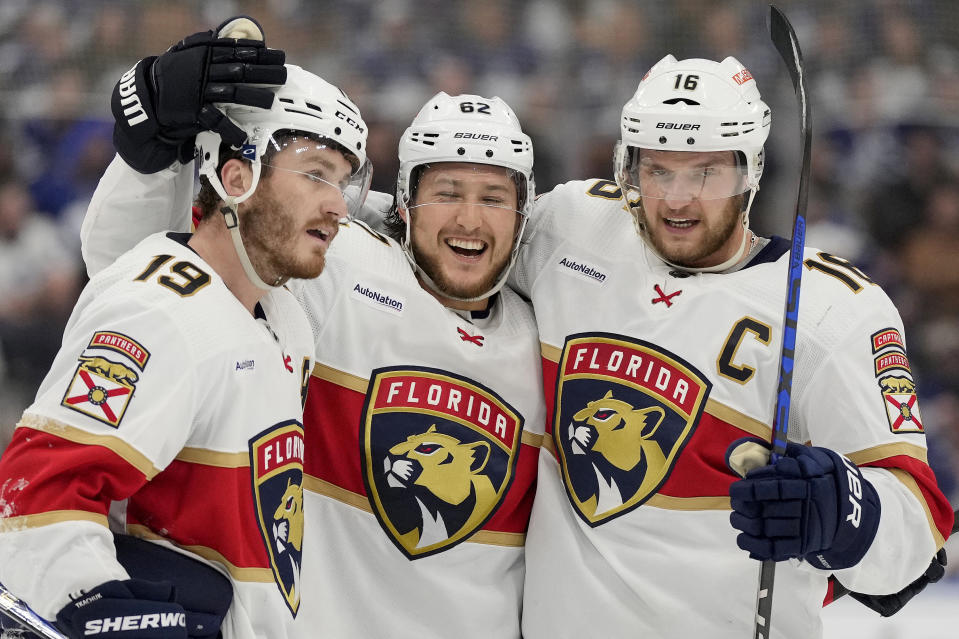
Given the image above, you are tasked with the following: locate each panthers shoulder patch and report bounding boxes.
[60,331,150,428]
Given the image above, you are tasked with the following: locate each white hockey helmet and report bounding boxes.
[613,55,771,271]
[196,64,372,289]
[396,91,535,301]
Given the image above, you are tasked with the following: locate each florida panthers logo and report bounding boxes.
[250,421,305,615]
[554,333,710,525]
[383,425,497,550]
[362,367,523,559]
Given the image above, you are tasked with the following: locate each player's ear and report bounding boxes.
[220,158,254,197]
[398,205,409,223]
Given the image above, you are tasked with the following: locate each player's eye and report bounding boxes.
[415,443,440,454]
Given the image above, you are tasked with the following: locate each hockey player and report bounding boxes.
[78,39,544,639]
[511,54,954,638]
[0,18,370,639]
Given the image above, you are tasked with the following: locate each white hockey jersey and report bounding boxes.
[289,220,545,638]
[510,179,954,639]
[0,233,315,639]
[79,157,547,638]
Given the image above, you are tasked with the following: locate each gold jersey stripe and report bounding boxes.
[704,400,770,438]
[645,494,731,511]
[847,442,928,466]
[0,509,108,532]
[469,530,525,547]
[303,475,528,546]
[881,468,946,549]
[304,474,373,512]
[175,447,249,468]
[540,342,562,363]
[126,524,275,583]
[521,431,544,448]
[17,414,162,479]
[311,362,369,394]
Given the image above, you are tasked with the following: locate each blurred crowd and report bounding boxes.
[0,0,957,551]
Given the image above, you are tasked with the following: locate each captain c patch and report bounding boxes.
[878,375,923,433]
[361,366,523,559]
[553,333,711,526]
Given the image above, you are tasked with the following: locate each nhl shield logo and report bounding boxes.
[249,421,305,615]
[361,366,523,559]
[554,333,711,525]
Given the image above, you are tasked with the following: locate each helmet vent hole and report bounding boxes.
[663,98,700,105]
[279,98,294,104]
[306,101,324,113]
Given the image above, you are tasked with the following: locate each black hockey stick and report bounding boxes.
[753,5,811,639]
[0,581,67,639]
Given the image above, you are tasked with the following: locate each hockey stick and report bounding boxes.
[0,582,67,639]
[752,5,811,639]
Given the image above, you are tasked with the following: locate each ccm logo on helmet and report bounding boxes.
[453,132,499,141]
[335,110,366,135]
[655,122,701,130]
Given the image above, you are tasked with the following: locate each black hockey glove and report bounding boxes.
[727,439,881,570]
[55,579,187,639]
[111,15,286,174]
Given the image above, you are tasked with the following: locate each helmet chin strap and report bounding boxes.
[206,160,278,291]
[635,188,759,274]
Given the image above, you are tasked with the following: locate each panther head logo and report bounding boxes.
[568,390,668,516]
[272,478,304,553]
[383,425,496,549]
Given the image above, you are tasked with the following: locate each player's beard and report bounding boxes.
[410,229,513,300]
[241,184,328,286]
[639,194,744,268]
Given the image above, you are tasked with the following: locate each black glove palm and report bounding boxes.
[111,16,286,173]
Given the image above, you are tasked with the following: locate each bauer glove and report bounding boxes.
[727,439,881,570]
[111,15,286,173]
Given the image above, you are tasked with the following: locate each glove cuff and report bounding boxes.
[111,56,182,173]
[805,449,881,570]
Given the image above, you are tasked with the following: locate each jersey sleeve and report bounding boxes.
[511,187,558,299]
[0,287,200,619]
[81,154,195,277]
[792,288,954,593]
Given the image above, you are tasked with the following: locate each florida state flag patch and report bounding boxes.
[553,333,711,526]
[61,356,140,427]
[878,375,923,433]
[361,366,523,559]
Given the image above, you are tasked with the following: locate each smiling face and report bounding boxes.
[632,149,747,269]
[240,143,354,285]
[402,162,521,309]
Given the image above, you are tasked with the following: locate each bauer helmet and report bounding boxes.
[396,91,535,301]
[196,64,371,288]
[614,55,771,271]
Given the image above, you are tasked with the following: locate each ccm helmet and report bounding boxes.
[614,55,771,271]
[196,64,371,288]
[396,91,535,301]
